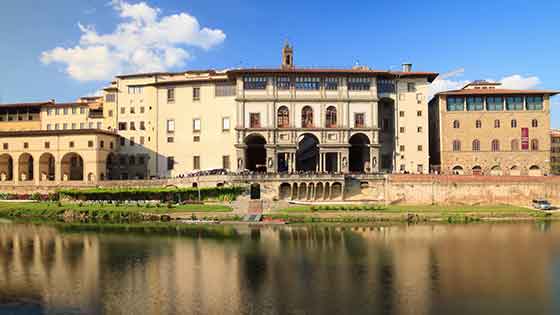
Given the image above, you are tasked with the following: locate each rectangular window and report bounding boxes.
[276,77,291,90]
[71,107,77,114]
[139,107,145,114]
[215,83,236,96]
[46,124,51,130]
[140,121,145,130]
[348,77,371,91]
[80,122,85,129]
[167,137,174,143]
[47,108,53,116]
[417,126,423,132]
[399,145,405,152]
[129,137,135,146]
[167,88,175,102]
[193,118,201,132]
[250,113,261,128]
[55,123,59,130]
[324,77,338,90]
[446,97,464,111]
[129,122,136,130]
[417,110,422,117]
[295,77,320,90]
[63,108,68,115]
[105,93,116,102]
[486,96,504,111]
[244,77,267,90]
[417,164,424,173]
[222,117,230,131]
[130,107,135,114]
[526,96,543,110]
[120,107,125,114]
[88,140,94,148]
[71,123,76,129]
[23,142,28,149]
[354,113,366,128]
[55,108,60,115]
[417,145,423,151]
[193,87,200,101]
[166,119,175,133]
[100,140,104,148]
[407,82,416,92]
[97,122,102,129]
[377,79,395,93]
[167,157,174,170]
[399,111,405,117]
[222,155,230,169]
[506,96,523,110]
[80,107,85,114]
[193,156,200,169]
[399,127,405,133]
[118,122,127,130]
[2,143,7,150]
[63,123,67,130]
[44,142,50,149]
[140,136,145,145]
[120,137,125,146]
[466,96,484,111]
[193,135,200,142]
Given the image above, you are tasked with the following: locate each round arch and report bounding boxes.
[528,165,541,176]
[349,133,371,173]
[18,153,34,181]
[490,165,502,176]
[279,183,291,200]
[452,165,464,175]
[61,152,84,181]
[472,165,482,176]
[244,134,267,172]
[509,165,521,176]
[296,133,319,172]
[39,153,55,181]
[0,154,13,181]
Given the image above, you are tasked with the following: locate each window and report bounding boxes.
[511,139,519,151]
[531,139,539,151]
[44,142,50,149]
[139,107,144,114]
[222,117,231,131]
[55,108,60,115]
[377,79,395,93]
[215,83,236,96]
[167,137,174,143]
[511,119,517,128]
[80,122,85,129]
[250,113,261,128]
[167,119,175,133]
[295,77,320,90]
[400,127,405,133]
[193,135,200,142]
[130,107,135,114]
[447,97,464,111]
[167,88,175,102]
[466,96,484,111]
[400,164,406,172]
[80,107,85,114]
[325,77,338,90]
[87,140,93,148]
[118,122,127,130]
[105,93,116,102]
[55,123,59,130]
[348,77,370,91]
[193,118,201,132]
[167,157,174,170]
[475,120,482,128]
[71,107,77,114]
[120,107,125,114]
[129,122,136,130]
[494,120,500,128]
[47,124,51,130]
[222,155,230,169]
[399,111,405,117]
[89,122,94,129]
[417,164,424,173]
[486,96,503,111]
[532,119,538,128]
[276,77,291,90]
[140,121,145,130]
[63,123,67,130]
[47,108,53,116]
[277,106,289,128]
[417,126,423,133]
[193,156,200,169]
[100,140,104,148]
[472,139,480,151]
[301,106,313,128]
[417,145,423,151]
[140,136,145,145]
[453,120,460,128]
[354,113,365,128]
[69,141,74,148]
[129,137,135,146]
[71,123,76,129]
[23,142,28,149]
[506,96,523,110]
[63,108,68,115]
[97,122,102,129]
[407,82,416,92]
[193,87,200,100]
[399,145,405,152]
[491,139,500,152]
[452,140,461,152]
[244,77,267,90]
[526,96,543,110]
[325,106,337,128]
[120,137,125,146]
[417,110,422,117]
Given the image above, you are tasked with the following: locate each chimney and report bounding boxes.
[402,63,412,72]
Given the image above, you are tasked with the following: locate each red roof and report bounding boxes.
[437,88,559,96]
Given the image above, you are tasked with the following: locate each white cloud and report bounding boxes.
[41,0,226,81]
[499,74,540,90]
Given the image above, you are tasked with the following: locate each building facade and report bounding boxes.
[551,129,560,175]
[429,80,558,176]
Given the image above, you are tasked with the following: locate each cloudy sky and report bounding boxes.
[1,0,560,126]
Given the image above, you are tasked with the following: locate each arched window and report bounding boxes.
[532,119,538,128]
[452,140,461,152]
[277,106,289,128]
[475,120,482,128]
[511,119,517,128]
[472,139,480,151]
[325,106,337,128]
[494,119,500,128]
[531,139,539,151]
[302,106,313,128]
[511,139,519,151]
[491,139,500,152]
[453,120,460,129]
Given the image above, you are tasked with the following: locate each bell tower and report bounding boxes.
[281,41,294,69]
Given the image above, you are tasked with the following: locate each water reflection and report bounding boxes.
[0,222,558,315]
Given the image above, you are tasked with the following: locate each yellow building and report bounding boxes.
[429,80,558,176]
[551,129,560,175]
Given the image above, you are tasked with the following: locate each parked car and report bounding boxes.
[532,199,552,210]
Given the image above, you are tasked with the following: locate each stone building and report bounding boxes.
[551,129,560,175]
[429,80,558,176]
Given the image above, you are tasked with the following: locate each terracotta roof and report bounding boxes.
[437,89,559,96]
[0,101,53,108]
[0,129,118,137]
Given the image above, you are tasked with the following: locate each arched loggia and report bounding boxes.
[349,133,371,173]
[244,134,267,172]
[296,133,319,172]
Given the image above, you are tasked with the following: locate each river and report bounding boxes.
[0,221,559,315]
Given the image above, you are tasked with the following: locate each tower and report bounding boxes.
[281,41,294,69]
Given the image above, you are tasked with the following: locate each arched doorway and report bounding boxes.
[39,153,55,181]
[378,98,395,172]
[349,133,371,173]
[279,183,291,200]
[18,153,34,181]
[0,154,13,181]
[528,165,541,176]
[452,165,464,175]
[296,133,319,172]
[244,134,266,172]
[61,153,84,181]
[472,165,482,176]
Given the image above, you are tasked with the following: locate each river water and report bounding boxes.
[0,221,559,315]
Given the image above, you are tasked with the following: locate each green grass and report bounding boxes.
[275,204,533,214]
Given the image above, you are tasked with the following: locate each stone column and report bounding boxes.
[370,146,380,173]
[235,147,246,171]
[33,156,40,185]
[13,159,19,183]
[266,146,276,173]
[341,150,349,173]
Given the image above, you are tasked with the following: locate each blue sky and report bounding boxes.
[1,0,560,126]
